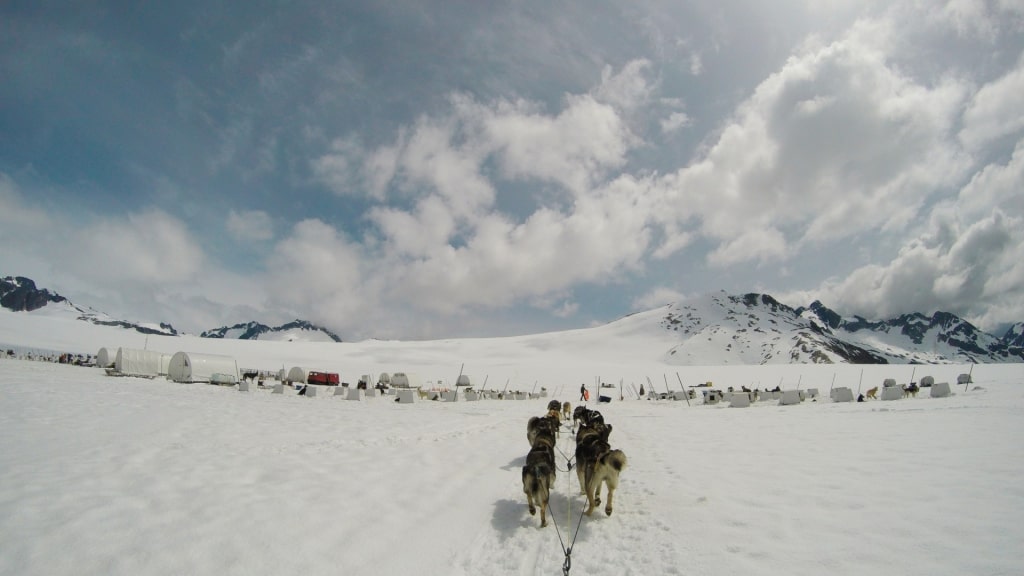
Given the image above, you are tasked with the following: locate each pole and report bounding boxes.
[675,372,691,406]
[857,369,863,395]
[452,363,464,401]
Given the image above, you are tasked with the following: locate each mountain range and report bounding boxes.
[0,276,341,343]
[2,275,1022,363]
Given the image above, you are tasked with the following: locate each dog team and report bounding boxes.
[521,399,628,527]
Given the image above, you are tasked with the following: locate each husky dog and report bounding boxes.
[865,386,879,400]
[527,415,559,447]
[522,443,556,527]
[523,413,558,527]
[903,383,920,398]
[562,401,572,421]
[574,422,612,494]
[573,406,605,432]
[584,447,627,517]
[575,420,625,516]
[545,400,563,426]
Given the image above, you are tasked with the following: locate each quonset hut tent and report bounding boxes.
[166,352,239,384]
[95,347,116,369]
[286,367,308,384]
[113,347,172,377]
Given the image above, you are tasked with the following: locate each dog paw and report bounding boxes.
[529,506,536,516]
[605,507,613,516]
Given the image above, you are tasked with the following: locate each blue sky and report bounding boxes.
[2,0,1023,340]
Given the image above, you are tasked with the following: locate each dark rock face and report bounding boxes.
[1,276,67,312]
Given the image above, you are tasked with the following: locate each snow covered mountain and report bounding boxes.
[1,276,179,336]
[658,292,1023,364]
[200,320,342,343]
[3,275,1022,363]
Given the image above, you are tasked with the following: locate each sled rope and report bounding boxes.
[547,496,586,576]
[554,444,575,473]
[545,419,585,576]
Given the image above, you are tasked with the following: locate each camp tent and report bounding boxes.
[286,367,308,384]
[390,372,421,388]
[114,347,172,377]
[95,347,116,368]
[167,352,239,384]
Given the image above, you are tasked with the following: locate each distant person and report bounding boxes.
[580,383,587,401]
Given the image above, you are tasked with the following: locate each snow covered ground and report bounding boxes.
[1,310,1023,575]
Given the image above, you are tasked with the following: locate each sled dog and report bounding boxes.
[527,415,558,448]
[574,421,624,516]
[865,386,879,400]
[522,443,556,527]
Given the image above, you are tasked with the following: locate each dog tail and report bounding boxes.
[604,449,627,472]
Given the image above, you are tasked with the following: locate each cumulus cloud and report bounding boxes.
[263,219,370,327]
[817,208,1024,328]
[651,17,969,266]
[959,52,1024,151]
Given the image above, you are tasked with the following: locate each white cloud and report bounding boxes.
[959,52,1024,151]
[815,205,1024,330]
[476,93,635,195]
[70,209,205,285]
[594,59,655,113]
[227,209,274,242]
[651,17,970,265]
[633,287,686,311]
[263,219,370,326]
[660,111,691,134]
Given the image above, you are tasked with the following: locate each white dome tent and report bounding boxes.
[95,347,116,369]
[286,366,308,384]
[166,352,239,384]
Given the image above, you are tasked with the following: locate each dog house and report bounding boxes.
[957,373,972,385]
[830,387,854,402]
[778,390,802,406]
[702,390,722,405]
[919,376,935,387]
[95,347,116,369]
[114,347,172,378]
[930,382,952,398]
[880,385,904,400]
[730,392,751,408]
[167,352,239,384]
